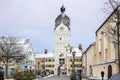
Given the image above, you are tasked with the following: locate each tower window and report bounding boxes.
[60,38,62,40]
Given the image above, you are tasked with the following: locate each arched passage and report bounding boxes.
[108,65,112,79]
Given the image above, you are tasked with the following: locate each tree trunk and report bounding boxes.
[5,62,8,78]
[5,55,9,78]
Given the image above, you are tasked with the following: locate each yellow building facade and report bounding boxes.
[93,8,118,79]
[67,55,82,75]
[34,47,83,76]
[82,43,95,77]
[82,7,119,79]
[35,52,54,75]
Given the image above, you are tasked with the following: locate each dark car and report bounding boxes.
[71,72,82,80]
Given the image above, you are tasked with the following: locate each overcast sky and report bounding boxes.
[0,0,108,52]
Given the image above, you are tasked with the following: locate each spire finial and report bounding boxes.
[60,5,65,13]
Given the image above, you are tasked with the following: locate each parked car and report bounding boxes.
[71,72,82,80]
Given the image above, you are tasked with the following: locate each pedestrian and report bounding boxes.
[1,71,4,80]
[0,71,4,80]
[0,71,1,80]
[71,75,73,80]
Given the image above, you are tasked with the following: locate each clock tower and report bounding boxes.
[54,5,71,75]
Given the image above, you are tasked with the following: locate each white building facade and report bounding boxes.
[0,37,35,74]
[54,5,71,75]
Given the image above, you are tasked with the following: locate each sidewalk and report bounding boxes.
[43,74,55,79]
[82,78,88,80]
[33,74,55,80]
[82,77,98,80]
[82,78,97,80]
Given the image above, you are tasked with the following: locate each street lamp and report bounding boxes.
[72,49,76,79]
[44,58,46,75]
[44,49,47,76]
[30,66,32,71]
[65,44,71,75]
[11,68,14,74]
[37,62,40,75]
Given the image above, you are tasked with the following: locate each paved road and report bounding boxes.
[35,75,70,80]
[34,75,90,80]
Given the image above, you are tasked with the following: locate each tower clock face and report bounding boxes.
[60,26,64,30]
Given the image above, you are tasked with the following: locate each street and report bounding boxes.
[34,75,90,80]
[35,75,70,80]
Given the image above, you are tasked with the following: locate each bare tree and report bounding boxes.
[103,0,120,32]
[0,37,26,77]
[103,0,120,14]
[103,0,120,73]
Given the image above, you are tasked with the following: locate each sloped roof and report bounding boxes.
[34,48,82,58]
[34,52,54,58]
[67,48,82,57]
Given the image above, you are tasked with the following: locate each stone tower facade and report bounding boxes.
[54,5,71,75]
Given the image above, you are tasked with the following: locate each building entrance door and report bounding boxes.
[108,65,112,79]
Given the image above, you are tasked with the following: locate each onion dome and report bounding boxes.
[54,5,70,30]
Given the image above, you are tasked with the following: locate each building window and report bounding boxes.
[111,41,115,50]
[42,60,44,62]
[48,65,51,67]
[53,59,54,62]
[77,59,80,62]
[70,59,72,62]
[60,38,62,40]
[98,38,101,53]
[77,64,82,67]
[105,49,107,52]
[46,59,48,62]
[104,32,107,61]
[75,59,77,62]
[104,32,107,49]
[75,59,82,62]
[49,59,51,62]
[42,65,44,68]
[52,65,54,67]
[111,27,116,36]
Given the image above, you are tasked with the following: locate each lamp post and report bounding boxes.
[44,58,46,76]
[37,62,40,75]
[30,66,32,71]
[44,49,47,76]
[72,50,76,79]
[65,44,71,75]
